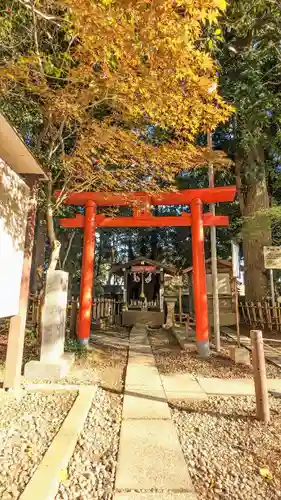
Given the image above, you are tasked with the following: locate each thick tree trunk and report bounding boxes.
[236,157,271,301]
[30,210,46,294]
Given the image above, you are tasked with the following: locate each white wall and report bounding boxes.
[0,160,29,317]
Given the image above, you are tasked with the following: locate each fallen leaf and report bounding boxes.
[60,469,68,482]
[25,445,33,457]
[209,477,215,488]
[259,467,273,481]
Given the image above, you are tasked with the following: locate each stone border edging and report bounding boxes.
[20,385,96,500]
[171,327,191,350]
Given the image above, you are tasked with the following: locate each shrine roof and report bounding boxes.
[110,257,177,276]
[0,112,48,179]
[183,258,233,274]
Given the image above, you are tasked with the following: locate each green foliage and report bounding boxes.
[214,0,281,177]
[64,338,87,357]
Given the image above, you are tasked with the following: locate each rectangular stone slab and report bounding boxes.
[267,379,281,392]
[197,377,255,396]
[128,352,155,366]
[115,420,193,491]
[160,374,207,400]
[125,365,163,390]
[122,388,171,419]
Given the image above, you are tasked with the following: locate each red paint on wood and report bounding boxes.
[60,213,229,229]
[191,198,209,344]
[78,201,96,341]
[55,186,236,206]
[60,213,85,228]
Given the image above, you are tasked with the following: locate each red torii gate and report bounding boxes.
[57,186,236,357]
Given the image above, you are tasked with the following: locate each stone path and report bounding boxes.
[114,324,197,500]
[160,372,281,400]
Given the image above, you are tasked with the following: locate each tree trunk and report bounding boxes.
[46,179,61,271]
[236,157,271,301]
[30,210,46,294]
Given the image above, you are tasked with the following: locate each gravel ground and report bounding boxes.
[55,388,123,500]
[0,390,76,499]
[173,396,281,500]
[151,333,281,379]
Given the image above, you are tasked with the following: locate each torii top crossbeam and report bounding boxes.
[56,186,235,206]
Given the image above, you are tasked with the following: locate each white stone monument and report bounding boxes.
[25,270,74,380]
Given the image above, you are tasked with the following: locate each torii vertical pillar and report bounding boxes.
[191,198,210,358]
[78,200,96,344]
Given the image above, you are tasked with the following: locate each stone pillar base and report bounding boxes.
[229,346,250,365]
[196,340,210,359]
[24,353,74,380]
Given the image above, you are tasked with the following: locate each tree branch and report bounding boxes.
[32,1,44,76]
[16,0,66,27]
[62,231,76,269]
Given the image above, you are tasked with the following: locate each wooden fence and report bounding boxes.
[26,294,122,334]
[240,301,281,332]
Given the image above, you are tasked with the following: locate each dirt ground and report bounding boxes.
[0,326,129,390]
[150,330,281,379]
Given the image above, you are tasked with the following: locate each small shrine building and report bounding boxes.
[110,257,178,326]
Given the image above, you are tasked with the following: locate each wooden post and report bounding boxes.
[245,301,252,325]
[257,301,265,329]
[4,177,38,390]
[234,278,240,348]
[179,285,183,324]
[208,131,220,352]
[265,301,272,331]
[277,303,281,331]
[250,330,270,423]
[112,298,116,324]
[159,270,164,312]
[240,303,247,324]
[270,269,276,308]
[123,268,128,310]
